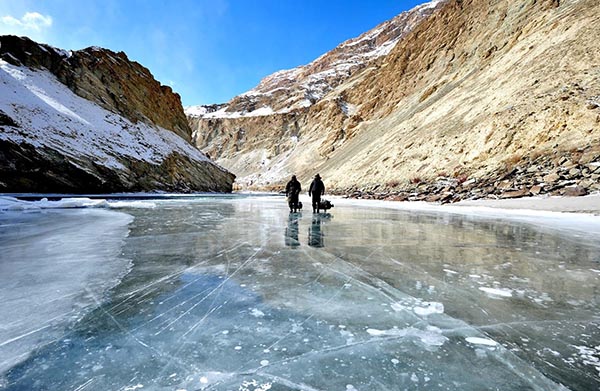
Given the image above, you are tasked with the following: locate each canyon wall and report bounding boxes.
[189,0,600,199]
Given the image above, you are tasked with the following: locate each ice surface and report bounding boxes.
[1,195,599,390]
[0,208,133,374]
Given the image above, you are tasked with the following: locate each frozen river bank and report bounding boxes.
[0,194,599,390]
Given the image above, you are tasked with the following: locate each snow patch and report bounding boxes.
[569,345,600,376]
[390,299,444,316]
[185,105,210,117]
[248,106,274,116]
[366,326,447,346]
[0,60,210,173]
[0,196,107,211]
[190,105,275,119]
[0,196,157,211]
[413,302,444,316]
[466,337,498,347]
[123,384,144,391]
[339,100,357,116]
[479,287,513,298]
[239,379,272,391]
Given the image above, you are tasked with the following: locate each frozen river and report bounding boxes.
[0,194,599,390]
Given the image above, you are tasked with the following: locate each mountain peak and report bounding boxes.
[186,1,445,119]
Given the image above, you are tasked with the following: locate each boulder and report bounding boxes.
[543,172,561,183]
[563,186,587,197]
[529,185,543,195]
[501,188,530,199]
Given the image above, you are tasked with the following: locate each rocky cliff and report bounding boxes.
[0,36,235,193]
[187,0,443,186]
[188,0,600,200]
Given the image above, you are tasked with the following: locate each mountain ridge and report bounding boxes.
[186,0,442,118]
[0,35,235,193]
[187,0,600,200]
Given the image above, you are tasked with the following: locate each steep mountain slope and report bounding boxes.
[318,0,600,193]
[0,36,235,193]
[188,0,600,198]
[187,0,443,185]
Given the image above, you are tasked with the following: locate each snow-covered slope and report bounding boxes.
[1,60,208,169]
[0,53,235,193]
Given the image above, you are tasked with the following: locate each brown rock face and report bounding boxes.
[187,1,443,187]
[0,35,190,141]
[189,111,306,184]
[188,0,600,197]
[0,36,235,193]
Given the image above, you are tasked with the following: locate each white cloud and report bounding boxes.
[1,12,52,32]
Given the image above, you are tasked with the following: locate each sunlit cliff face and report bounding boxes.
[187,0,600,193]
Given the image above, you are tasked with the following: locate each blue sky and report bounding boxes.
[0,1,428,106]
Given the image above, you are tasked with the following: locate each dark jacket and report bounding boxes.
[286,179,301,197]
[309,178,324,197]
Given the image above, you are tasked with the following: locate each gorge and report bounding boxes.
[187,0,600,201]
[1,0,599,199]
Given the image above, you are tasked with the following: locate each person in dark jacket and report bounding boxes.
[285,175,302,213]
[308,174,325,213]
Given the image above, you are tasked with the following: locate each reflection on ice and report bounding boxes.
[285,214,300,248]
[308,214,323,248]
[1,196,599,390]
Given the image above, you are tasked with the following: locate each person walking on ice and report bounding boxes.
[285,175,302,213]
[308,174,325,213]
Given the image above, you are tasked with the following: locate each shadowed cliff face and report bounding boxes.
[188,0,600,197]
[0,140,235,194]
[0,36,235,193]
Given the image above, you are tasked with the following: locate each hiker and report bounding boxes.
[285,175,302,213]
[308,174,325,213]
